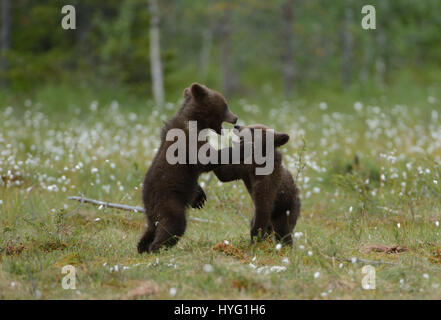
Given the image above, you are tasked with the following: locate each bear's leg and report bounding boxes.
[137,223,156,254]
[272,213,293,246]
[250,205,273,243]
[250,186,276,243]
[272,202,300,246]
[253,215,273,236]
[148,208,187,253]
[250,213,273,242]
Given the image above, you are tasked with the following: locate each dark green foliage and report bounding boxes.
[1,0,441,96]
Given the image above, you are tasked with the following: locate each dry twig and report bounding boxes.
[67,196,224,225]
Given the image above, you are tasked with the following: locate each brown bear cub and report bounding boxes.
[138,83,239,253]
[214,124,301,245]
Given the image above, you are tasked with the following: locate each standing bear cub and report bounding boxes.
[214,124,301,245]
[138,83,239,253]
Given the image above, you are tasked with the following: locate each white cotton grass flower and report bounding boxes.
[423,274,429,280]
[431,110,439,122]
[102,185,110,194]
[270,266,286,273]
[354,102,363,111]
[254,265,287,274]
[275,243,282,251]
[314,271,320,279]
[90,101,98,111]
[397,223,401,228]
[202,264,214,273]
[308,250,313,256]
[427,96,436,104]
[47,185,59,192]
[256,267,265,274]
[294,232,303,239]
[436,221,440,227]
[169,287,177,297]
[223,240,230,245]
[282,257,289,264]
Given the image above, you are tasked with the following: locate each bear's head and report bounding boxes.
[183,83,238,134]
[233,124,290,149]
[232,124,289,175]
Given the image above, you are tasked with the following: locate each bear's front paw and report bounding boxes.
[191,187,207,209]
[137,240,149,254]
[250,225,272,243]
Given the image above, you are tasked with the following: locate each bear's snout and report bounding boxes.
[224,109,238,124]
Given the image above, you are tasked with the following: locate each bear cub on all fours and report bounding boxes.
[138,83,239,254]
[214,124,301,245]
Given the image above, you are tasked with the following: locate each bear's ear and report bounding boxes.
[183,87,191,100]
[190,83,208,100]
[274,132,290,147]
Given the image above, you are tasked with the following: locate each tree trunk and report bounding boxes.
[198,28,212,81]
[375,31,386,88]
[341,6,354,88]
[1,0,11,88]
[281,0,295,98]
[76,2,92,67]
[148,0,164,107]
[218,8,236,98]
[375,0,388,88]
[359,33,374,84]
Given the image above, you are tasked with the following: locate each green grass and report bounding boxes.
[1,83,441,299]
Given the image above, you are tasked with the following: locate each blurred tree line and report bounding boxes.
[1,0,440,99]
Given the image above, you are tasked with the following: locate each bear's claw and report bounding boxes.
[191,186,207,209]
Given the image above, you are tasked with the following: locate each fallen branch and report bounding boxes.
[67,196,224,224]
[68,196,144,212]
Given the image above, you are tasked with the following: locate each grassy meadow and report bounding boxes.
[1,83,441,299]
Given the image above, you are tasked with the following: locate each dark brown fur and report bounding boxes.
[138,83,238,253]
[214,124,301,245]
